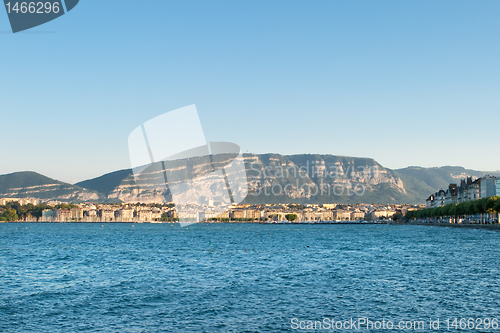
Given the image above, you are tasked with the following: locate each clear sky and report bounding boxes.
[1,0,499,184]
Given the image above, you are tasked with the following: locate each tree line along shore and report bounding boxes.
[405,196,500,224]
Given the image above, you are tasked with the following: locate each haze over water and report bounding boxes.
[1,223,499,332]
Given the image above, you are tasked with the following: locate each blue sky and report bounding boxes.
[1,0,499,183]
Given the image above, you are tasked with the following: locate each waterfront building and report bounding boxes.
[70,208,84,221]
[370,210,396,220]
[444,184,459,205]
[336,210,351,221]
[42,209,54,222]
[436,189,446,207]
[54,209,71,222]
[84,209,98,221]
[166,210,178,219]
[302,211,319,221]
[467,179,481,201]
[136,209,152,222]
[98,209,115,222]
[457,177,473,203]
[480,176,498,198]
[426,175,497,208]
[265,210,286,221]
[426,194,435,208]
[115,208,134,222]
[201,211,218,220]
[230,210,245,220]
[215,211,229,220]
[151,208,162,221]
[350,211,365,220]
[229,209,261,220]
[177,210,198,221]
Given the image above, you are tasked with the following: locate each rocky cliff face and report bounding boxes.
[243,154,408,204]
[106,175,168,204]
[78,154,415,204]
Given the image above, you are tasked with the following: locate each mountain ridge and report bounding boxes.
[1,155,498,204]
[74,155,500,204]
[0,171,110,203]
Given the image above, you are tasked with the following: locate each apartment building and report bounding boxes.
[427,176,498,208]
[115,208,134,222]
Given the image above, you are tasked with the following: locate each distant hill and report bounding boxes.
[3,156,498,205]
[0,171,108,203]
[75,169,133,197]
[394,166,500,199]
[0,171,62,190]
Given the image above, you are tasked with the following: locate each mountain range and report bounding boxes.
[1,154,498,204]
[0,171,106,202]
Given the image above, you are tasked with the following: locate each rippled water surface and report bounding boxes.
[1,223,499,332]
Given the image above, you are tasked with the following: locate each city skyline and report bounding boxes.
[1,0,500,183]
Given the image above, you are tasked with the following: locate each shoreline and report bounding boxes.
[389,221,500,229]
[0,221,386,225]
[3,221,500,229]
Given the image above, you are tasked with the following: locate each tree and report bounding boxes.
[495,200,500,213]
[441,205,450,217]
[30,204,52,219]
[435,206,443,218]
[55,203,77,210]
[475,199,486,215]
[467,200,479,215]
[285,214,298,222]
[482,197,497,214]
[449,204,458,222]
[456,202,468,216]
[406,197,500,224]
[391,212,403,221]
[461,201,474,216]
[1,209,19,221]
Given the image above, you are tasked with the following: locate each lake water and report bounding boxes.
[1,223,499,332]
